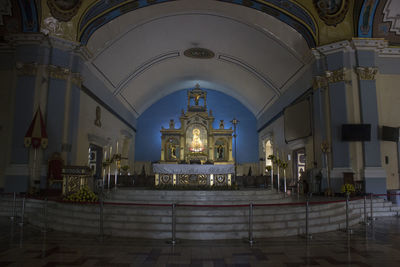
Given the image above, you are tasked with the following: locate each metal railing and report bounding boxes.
[2,191,400,245]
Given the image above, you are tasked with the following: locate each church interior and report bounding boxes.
[1,0,400,265]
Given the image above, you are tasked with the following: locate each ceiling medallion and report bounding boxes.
[184,48,215,59]
[313,0,350,26]
[47,0,83,22]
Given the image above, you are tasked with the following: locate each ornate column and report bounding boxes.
[314,41,354,192]
[355,65,386,194]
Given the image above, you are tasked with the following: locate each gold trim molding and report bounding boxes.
[325,68,348,84]
[312,75,328,90]
[355,67,378,80]
[16,63,82,87]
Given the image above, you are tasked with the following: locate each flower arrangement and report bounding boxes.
[64,186,98,202]
[341,183,355,194]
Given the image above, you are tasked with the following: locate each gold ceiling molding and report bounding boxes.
[325,68,349,84]
[313,0,350,27]
[16,62,82,87]
[355,66,378,80]
[47,0,83,22]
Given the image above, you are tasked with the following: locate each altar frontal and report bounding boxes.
[154,85,234,186]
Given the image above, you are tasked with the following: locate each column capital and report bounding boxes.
[15,62,83,87]
[355,66,378,80]
[312,75,328,90]
[325,68,350,84]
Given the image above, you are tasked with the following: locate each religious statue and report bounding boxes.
[219,120,224,129]
[169,119,175,129]
[94,106,101,127]
[217,144,224,159]
[194,94,201,105]
[169,143,177,159]
[190,128,204,152]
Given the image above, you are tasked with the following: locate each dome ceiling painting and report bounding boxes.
[4,0,399,117]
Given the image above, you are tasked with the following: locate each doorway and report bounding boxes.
[88,144,103,180]
[294,148,306,182]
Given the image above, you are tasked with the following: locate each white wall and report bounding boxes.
[258,116,314,180]
[376,74,400,189]
[75,91,136,173]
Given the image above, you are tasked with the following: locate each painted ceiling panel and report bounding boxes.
[118,57,276,116]
[84,0,312,117]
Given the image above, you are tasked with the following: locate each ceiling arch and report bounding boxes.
[83,0,314,118]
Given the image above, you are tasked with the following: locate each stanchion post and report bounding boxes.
[248,202,254,245]
[304,192,312,239]
[344,193,352,234]
[42,197,48,233]
[167,203,177,245]
[18,196,25,227]
[369,193,376,221]
[10,192,16,221]
[362,194,369,225]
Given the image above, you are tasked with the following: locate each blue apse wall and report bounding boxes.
[135,89,258,163]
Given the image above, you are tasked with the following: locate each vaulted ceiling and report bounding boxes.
[83,0,314,118]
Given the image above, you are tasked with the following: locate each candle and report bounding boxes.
[110,146,112,156]
[107,166,111,190]
[114,169,118,190]
[104,150,107,161]
[116,141,119,154]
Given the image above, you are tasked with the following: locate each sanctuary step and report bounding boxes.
[0,192,399,240]
[107,188,288,204]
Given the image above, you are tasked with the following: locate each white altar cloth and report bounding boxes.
[153,164,234,174]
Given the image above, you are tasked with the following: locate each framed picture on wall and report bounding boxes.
[89,163,96,173]
[89,151,96,162]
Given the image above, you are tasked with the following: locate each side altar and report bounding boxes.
[153,85,234,186]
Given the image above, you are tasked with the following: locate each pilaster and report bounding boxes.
[353,38,387,194]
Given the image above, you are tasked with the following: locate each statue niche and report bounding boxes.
[160,85,233,164]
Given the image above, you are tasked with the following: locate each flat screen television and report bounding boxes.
[381,126,399,142]
[341,124,371,141]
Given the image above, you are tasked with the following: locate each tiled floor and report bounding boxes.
[0,217,400,266]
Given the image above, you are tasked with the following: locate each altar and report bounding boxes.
[154,163,234,186]
[154,84,235,186]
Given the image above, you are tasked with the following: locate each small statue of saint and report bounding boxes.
[219,120,224,129]
[94,106,102,127]
[169,143,177,159]
[194,94,201,105]
[169,119,175,129]
[217,144,224,159]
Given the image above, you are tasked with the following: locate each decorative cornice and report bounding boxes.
[5,33,48,45]
[351,38,388,51]
[355,66,378,80]
[325,68,348,84]
[48,36,81,51]
[316,40,352,55]
[377,47,400,58]
[312,75,328,90]
[16,62,82,87]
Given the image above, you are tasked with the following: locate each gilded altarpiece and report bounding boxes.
[155,85,234,186]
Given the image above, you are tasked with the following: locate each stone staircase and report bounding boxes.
[0,191,399,240]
